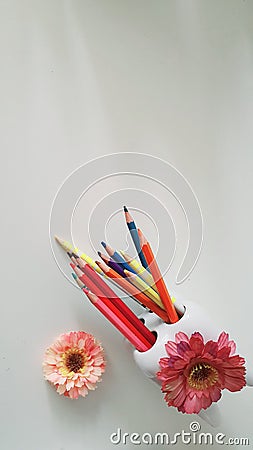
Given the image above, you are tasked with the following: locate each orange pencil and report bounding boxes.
[138,228,179,324]
[96,260,169,322]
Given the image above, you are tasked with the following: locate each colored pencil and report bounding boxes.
[120,250,158,291]
[72,272,86,288]
[55,236,104,275]
[71,254,183,314]
[71,263,107,298]
[123,269,164,308]
[124,206,149,270]
[83,289,154,352]
[69,252,146,309]
[71,264,155,344]
[138,228,179,323]
[101,241,137,274]
[96,261,169,322]
[98,252,126,278]
[55,236,79,254]
[72,270,184,316]
[72,273,154,351]
[98,251,161,306]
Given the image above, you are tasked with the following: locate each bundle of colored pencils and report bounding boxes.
[55,206,184,352]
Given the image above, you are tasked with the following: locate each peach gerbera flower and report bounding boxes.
[156,331,246,414]
[43,331,106,399]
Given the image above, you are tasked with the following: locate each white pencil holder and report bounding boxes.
[133,300,253,427]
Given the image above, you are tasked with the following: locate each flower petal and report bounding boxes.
[165,341,178,357]
[183,394,202,414]
[66,380,75,391]
[203,340,218,357]
[56,384,66,395]
[189,332,204,355]
[175,332,189,344]
[177,341,191,356]
[210,386,222,402]
[227,340,236,355]
[217,332,229,349]
[68,387,79,399]
[78,385,89,397]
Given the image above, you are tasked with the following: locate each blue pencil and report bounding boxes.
[123,206,149,270]
[101,241,137,274]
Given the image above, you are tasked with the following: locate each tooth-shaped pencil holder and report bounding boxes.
[133,300,253,427]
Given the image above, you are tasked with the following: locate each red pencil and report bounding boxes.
[70,256,121,301]
[83,289,153,352]
[71,264,156,346]
[138,229,179,323]
[72,272,153,351]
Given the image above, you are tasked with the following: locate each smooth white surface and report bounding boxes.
[1,1,253,449]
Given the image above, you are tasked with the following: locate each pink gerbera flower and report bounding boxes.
[156,331,246,414]
[43,331,106,399]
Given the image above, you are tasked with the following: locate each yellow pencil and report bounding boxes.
[55,236,104,276]
[120,250,158,292]
[124,269,164,309]
[55,236,79,254]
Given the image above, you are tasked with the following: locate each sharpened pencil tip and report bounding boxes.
[67,252,72,258]
[71,273,77,280]
[123,205,128,212]
[97,251,102,256]
[101,241,106,248]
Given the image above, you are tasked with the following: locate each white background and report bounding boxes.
[1,1,253,449]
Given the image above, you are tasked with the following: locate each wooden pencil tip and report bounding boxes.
[101,241,106,248]
[95,260,106,269]
[86,290,97,303]
[138,228,147,245]
[123,205,128,212]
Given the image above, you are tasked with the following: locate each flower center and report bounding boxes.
[188,362,218,390]
[64,349,85,373]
